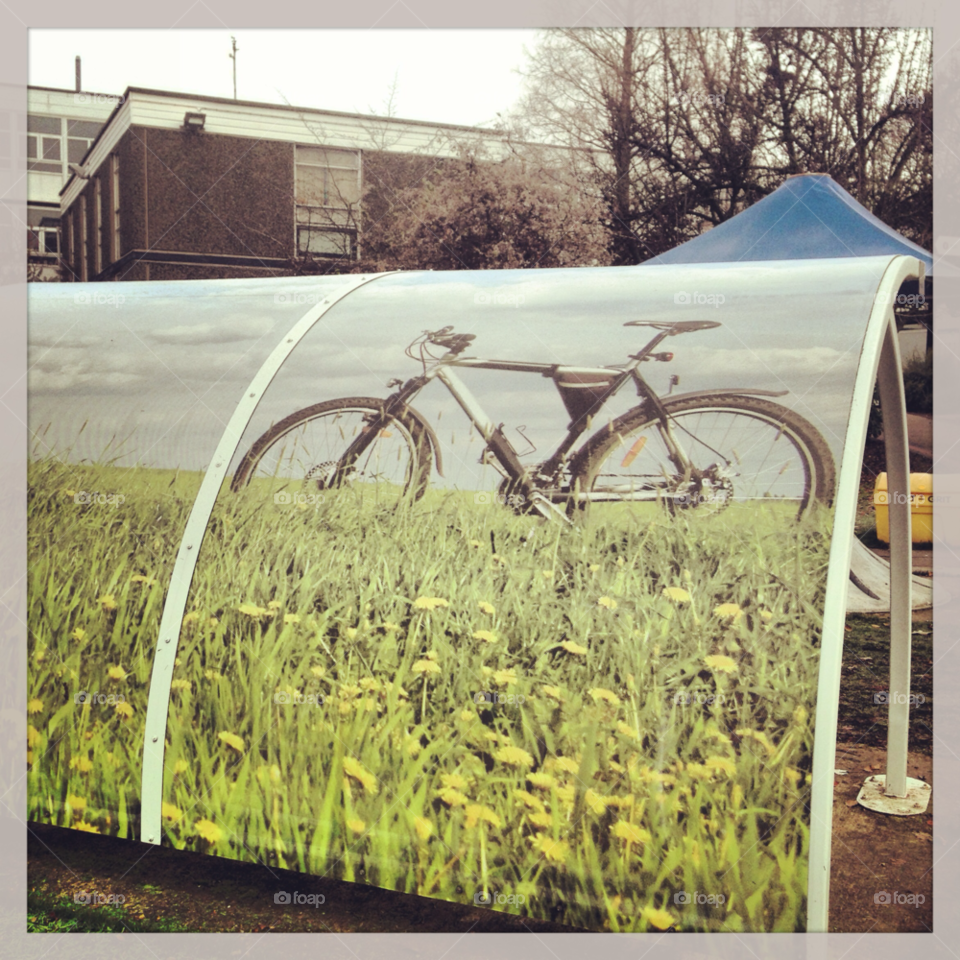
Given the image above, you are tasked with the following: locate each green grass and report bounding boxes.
[27,457,834,933]
[27,890,186,933]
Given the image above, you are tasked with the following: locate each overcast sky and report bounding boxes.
[29,29,541,128]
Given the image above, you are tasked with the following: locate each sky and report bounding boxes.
[28,29,542,128]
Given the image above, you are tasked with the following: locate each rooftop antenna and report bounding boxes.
[229,36,238,100]
[75,56,81,93]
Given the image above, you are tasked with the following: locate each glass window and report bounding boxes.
[68,139,90,163]
[42,137,61,161]
[28,115,61,135]
[26,135,37,160]
[67,120,102,138]
[297,226,354,257]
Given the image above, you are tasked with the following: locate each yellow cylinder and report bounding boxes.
[874,473,933,544]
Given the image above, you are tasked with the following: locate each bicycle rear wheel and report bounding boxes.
[570,394,835,520]
[230,397,433,506]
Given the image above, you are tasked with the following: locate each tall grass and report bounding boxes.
[27,458,832,932]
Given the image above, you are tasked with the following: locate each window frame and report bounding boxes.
[293,143,361,260]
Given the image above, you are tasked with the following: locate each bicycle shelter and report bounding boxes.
[27,252,923,933]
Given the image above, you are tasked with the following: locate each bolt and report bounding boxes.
[152,736,158,742]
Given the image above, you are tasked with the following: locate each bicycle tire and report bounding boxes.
[568,394,836,519]
[230,397,433,502]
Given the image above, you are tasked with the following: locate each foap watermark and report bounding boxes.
[273,291,327,306]
[873,691,925,705]
[874,290,928,310]
[274,891,325,907]
[475,691,526,706]
[875,890,925,906]
[674,291,725,308]
[875,491,944,506]
[73,292,126,308]
[474,491,527,507]
[75,691,126,706]
[889,93,925,108]
[674,890,726,906]
[474,889,526,907]
[73,490,125,507]
[74,93,124,106]
[673,691,727,706]
[74,890,126,905]
[274,691,324,707]
[474,290,525,308]
[274,491,325,506]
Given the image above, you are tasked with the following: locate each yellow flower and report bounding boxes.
[218,732,245,753]
[532,835,569,863]
[238,603,268,618]
[597,596,617,610]
[413,817,433,841]
[73,821,100,833]
[114,702,133,719]
[705,756,736,777]
[662,587,691,603]
[162,802,183,822]
[612,821,651,845]
[513,789,545,812]
[171,679,192,692]
[492,669,517,686]
[527,771,557,791]
[559,640,588,656]
[438,787,469,807]
[784,767,802,785]
[556,784,577,806]
[529,811,553,830]
[204,669,223,682]
[616,721,638,738]
[268,600,282,610]
[310,666,326,678]
[760,609,774,621]
[584,789,609,815]
[27,699,43,714]
[182,612,200,625]
[412,659,442,675]
[465,804,501,829]
[685,762,713,780]
[735,728,775,757]
[284,613,301,625]
[467,539,483,548]
[472,630,498,643]
[541,570,555,579]
[440,773,467,790]
[713,602,744,622]
[494,746,534,767]
[359,677,380,692]
[413,597,449,611]
[589,688,620,706]
[66,794,86,814]
[69,756,93,773]
[478,601,496,615]
[554,757,580,775]
[174,759,189,775]
[27,725,42,748]
[107,665,127,681]
[129,575,156,585]
[459,708,474,722]
[704,654,738,674]
[71,628,86,642]
[542,685,565,702]
[195,819,222,843]
[346,818,366,834]
[342,757,378,796]
[793,705,808,725]
[64,489,77,497]
[588,563,600,573]
[207,617,219,628]
[98,594,117,611]
[642,907,676,931]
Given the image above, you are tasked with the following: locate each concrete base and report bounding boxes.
[847,539,934,613]
[856,774,931,816]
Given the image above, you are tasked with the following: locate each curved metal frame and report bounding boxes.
[139,271,397,845]
[807,254,921,930]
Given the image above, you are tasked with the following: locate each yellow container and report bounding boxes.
[874,473,933,544]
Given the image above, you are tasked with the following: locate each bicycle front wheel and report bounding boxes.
[570,394,836,520]
[230,397,433,506]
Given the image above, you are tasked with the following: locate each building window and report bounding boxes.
[67,119,101,165]
[27,115,63,175]
[94,177,103,276]
[111,154,121,261]
[27,206,60,257]
[294,144,360,258]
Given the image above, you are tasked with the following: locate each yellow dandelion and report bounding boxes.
[713,602,744,622]
[542,685,565,702]
[532,835,569,863]
[204,669,223,682]
[162,802,183,822]
[412,659,442,675]
[612,821,651,845]
[27,699,43,715]
[793,705,808,725]
[107,665,127,681]
[541,570,555,579]
[310,665,326,678]
[64,489,77,497]
[704,654,738,674]
[382,622,402,633]
[438,787,469,807]
[238,603,268,618]
[478,601,496,615]
[597,596,617,610]
[267,600,282,610]
[195,819,222,843]
[27,725,42,748]
[528,811,553,830]
[218,731,245,753]
[467,539,483,548]
[98,594,117,612]
[73,821,100,833]
[685,762,713,780]
[174,759,189,775]
[413,597,449,611]
[69,756,93,773]
[114,701,133,719]
[358,677,380,692]
[527,771,557,790]
[346,818,366,834]
[513,789,545,812]
[557,784,577,806]
[207,617,219,628]
[588,563,600,573]
[405,738,422,757]
[559,640,588,656]
[642,907,676,931]
[472,630,498,644]
[465,804,501,829]
[171,679,192,692]
[736,728,776,757]
[705,756,736,777]
[662,587,691,603]
[66,795,86,814]
[760,609,774,621]
[784,767,802,785]
[584,789,609,815]
[616,721,638,738]
[492,668,517,686]
[182,612,200,626]
[342,756,378,796]
[283,613,301,625]
[413,817,433,841]
[129,575,156,585]
[71,628,86,642]
[554,757,580,775]
[459,708,474,722]
[589,687,621,706]
[494,746,534,767]
[440,773,467,790]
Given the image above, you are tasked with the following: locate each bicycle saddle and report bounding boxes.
[624,320,722,334]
